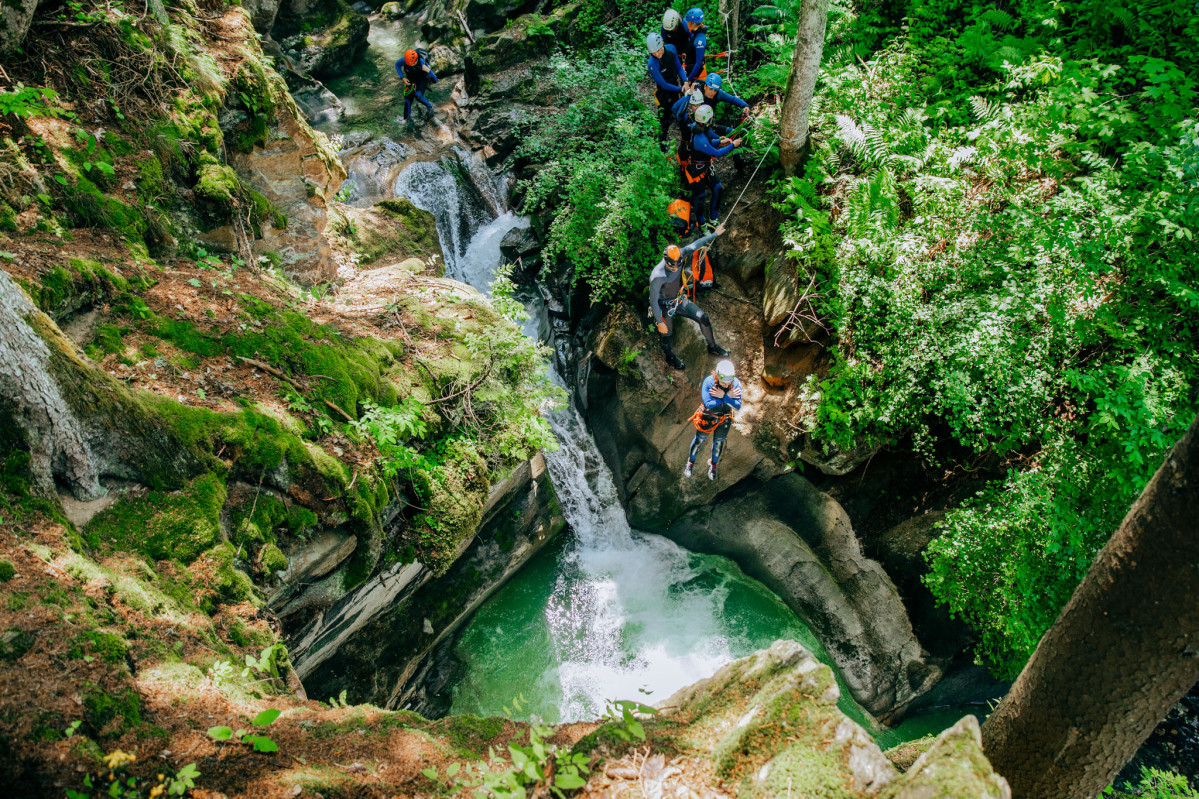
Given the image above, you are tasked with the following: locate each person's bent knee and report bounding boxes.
[696,309,710,326]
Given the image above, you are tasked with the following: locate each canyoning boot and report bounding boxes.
[707,343,730,357]
[707,460,717,481]
[664,351,686,371]
[684,459,694,478]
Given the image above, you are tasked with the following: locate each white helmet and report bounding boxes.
[646,32,664,53]
[694,104,714,125]
[688,86,704,106]
[715,360,735,382]
[663,8,682,30]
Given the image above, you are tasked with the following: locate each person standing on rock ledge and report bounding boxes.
[397,48,438,124]
[649,225,731,371]
[646,31,689,149]
[685,359,742,480]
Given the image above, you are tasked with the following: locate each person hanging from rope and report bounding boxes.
[685,104,741,226]
[668,198,716,291]
[649,224,730,371]
[699,73,749,169]
[646,32,689,149]
[397,48,439,123]
[681,7,709,82]
[684,359,742,480]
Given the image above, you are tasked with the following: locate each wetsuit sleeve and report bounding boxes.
[680,231,719,258]
[649,267,666,324]
[701,375,722,410]
[648,55,683,93]
[693,130,736,158]
[727,378,744,410]
[687,32,707,80]
[719,88,749,109]
[395,60,404,78]
[671,94,690,122]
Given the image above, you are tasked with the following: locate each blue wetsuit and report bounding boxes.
[688,374,743,468]
[648,44,688,144]
[683,25,708,81]
[685,126,738,223]
[397,56,439,119]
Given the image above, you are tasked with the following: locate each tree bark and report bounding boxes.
[981,413,1199,799]
[718,0,739,58]
[779,0,828,176]
[0,268,204,498]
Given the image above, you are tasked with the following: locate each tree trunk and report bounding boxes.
[0,268,204,498]
[718,0,739,58]
[981,414,1199,799]
[779,0,828,176]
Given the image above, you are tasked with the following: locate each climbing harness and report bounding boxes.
[688,405,729,434]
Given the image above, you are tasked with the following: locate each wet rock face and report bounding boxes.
[667,473,940,722]
[231,93,346,284]
[654,641,1008,798]
[242,0,282,33]
[273,0,370,80]
[290,455,566,708]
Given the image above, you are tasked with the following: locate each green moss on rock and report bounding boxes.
[0,560,14,581]
[84,473,227,563]
[260,543,288,574]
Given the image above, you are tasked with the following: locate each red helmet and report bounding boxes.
[664,244,682,266]
[404,49,419,66]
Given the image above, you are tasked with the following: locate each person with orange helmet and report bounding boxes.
[648,224,730,371]
[395,47,439,123]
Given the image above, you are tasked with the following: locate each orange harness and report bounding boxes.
[688,405,729,434]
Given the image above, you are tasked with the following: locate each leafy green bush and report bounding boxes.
[777,0,1199,676]
[522,40,678,303]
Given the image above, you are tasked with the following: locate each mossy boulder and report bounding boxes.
[328,199,443,268]
[23,258,132,321]
[464,2,578,93]
[646,642,1009,799]
[276,0,370,80]
[84,473,227,564]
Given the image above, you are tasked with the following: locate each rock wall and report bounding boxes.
[289,454,565,706]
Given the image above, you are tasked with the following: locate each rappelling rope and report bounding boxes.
[719,132,779,227]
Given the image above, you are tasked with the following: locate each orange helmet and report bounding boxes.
[664,244,682,266]
[404,49,419,66]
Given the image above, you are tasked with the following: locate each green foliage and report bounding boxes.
[781,0,1199,677]
[0,560,14,582]
[207,707,281,753]
[84,474,227,564]
[603,699,657,742]
[0,85,67,119]
[522,40,677,303]
[66,751,200,799]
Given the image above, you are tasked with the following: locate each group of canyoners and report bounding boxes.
[392,7,748,479]
[648,7,750,481]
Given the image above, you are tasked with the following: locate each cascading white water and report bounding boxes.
[392,147,519,281]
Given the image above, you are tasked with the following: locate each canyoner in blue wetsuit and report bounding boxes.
[681,7,709,82]
[684,360,743,480]
[685,104,742,225]
[397,48,438,122]
[646,32,689,147]
[661,8,691,68]
[649,226,730,370]
[700,73,749,169]
[670,87,705,174]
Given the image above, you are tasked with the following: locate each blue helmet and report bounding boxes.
[705,73,722,90]
[685,7,704,26]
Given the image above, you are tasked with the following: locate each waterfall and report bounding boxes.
[393,151,818,723]
[392,147,523,282]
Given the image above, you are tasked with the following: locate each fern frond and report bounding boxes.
[749,5,785,20]
[969,96,1001,122]
[979,9,1015,30]
[949,146,978,169]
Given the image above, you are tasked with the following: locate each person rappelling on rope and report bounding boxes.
[646,32,690,149]
[649,225,730,371]
[686,104,741,226]
[668,198,716,290]
[684,359,742,480]
[681,7,709,82]
[397,48,438,123]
